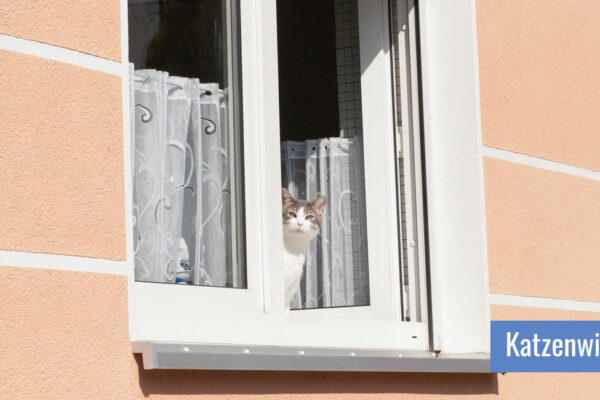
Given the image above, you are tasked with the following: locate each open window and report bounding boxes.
[128,0,489,371]
[276,0,428,325]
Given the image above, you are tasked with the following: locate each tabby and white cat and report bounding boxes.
[282,188,327,312]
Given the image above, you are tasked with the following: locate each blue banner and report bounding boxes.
[491,321,600,372]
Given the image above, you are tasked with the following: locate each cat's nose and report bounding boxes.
[297,222,303,227]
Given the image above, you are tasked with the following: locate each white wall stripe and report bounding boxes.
[483,146,600,182]
[490,293,600,314]
[0,250,127,276]
[0,34,122,76]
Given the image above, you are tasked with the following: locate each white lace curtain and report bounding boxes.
[281,138,370,309]
[131,68,232,286]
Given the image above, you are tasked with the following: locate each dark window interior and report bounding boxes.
[128,0,226,87]
[276,0,340,141]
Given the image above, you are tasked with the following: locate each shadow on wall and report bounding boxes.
[134,354,498,396]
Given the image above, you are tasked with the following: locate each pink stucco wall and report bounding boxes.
[485,157,600,302]
[477,0,600,171]
[0,267,135,399]
[0,0,121,61]
[1,0,600,398]
[0,50,126,260]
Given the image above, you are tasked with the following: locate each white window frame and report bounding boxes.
[417,0,490,354]
[127,0,490,369]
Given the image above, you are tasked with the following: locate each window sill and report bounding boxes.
[133,342,490,372]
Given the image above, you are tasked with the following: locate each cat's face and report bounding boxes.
[281,188,327,239]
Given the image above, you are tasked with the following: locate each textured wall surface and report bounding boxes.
[477,0,600,171]
[477,0,600,396]
[0,50,126,260]
[492,304,600,321]
[485,157,600,301]
[0,0,121,60]
[0,266,136,400]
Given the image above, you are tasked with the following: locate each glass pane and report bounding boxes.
[128,0,245,288]
[277,0,370,309]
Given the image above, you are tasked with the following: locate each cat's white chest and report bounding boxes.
[283,248,305,306]
[284,250,305,278]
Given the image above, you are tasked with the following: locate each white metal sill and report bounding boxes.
[134,342,490,373]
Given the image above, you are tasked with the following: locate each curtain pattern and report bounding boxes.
[131,69,232,286]
[282,138,370,309]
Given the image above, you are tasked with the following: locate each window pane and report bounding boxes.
[277,0,370,309]
[128,0,245,288]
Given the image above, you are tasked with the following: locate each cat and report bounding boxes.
[281,188,327,313]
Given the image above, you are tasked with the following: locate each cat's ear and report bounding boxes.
[312,195,328,215]
[282,188,295,206]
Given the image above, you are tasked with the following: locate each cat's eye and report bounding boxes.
[287,212,297,218]
[305,215,314,220]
